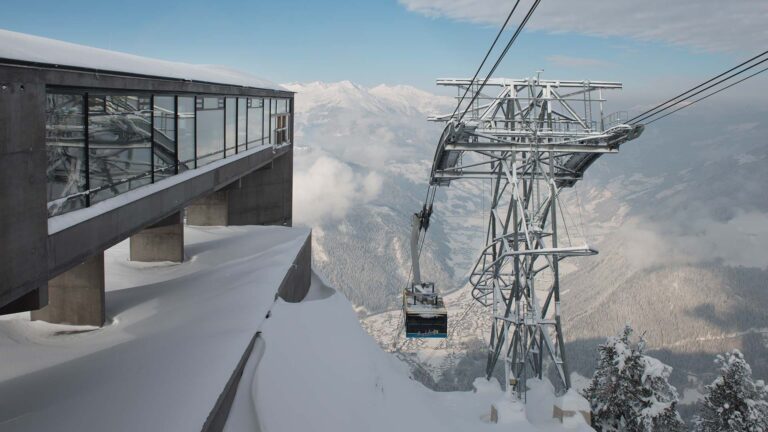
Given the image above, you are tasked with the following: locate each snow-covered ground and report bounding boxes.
[232,273,593,431]
[0,224,590,431]
[0,225,309,431]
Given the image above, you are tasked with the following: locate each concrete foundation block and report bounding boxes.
[130,212,184,262]
[31,252,105,327]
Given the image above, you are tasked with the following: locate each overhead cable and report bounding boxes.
[629,50,768,124]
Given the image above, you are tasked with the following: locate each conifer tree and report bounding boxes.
[583,324,686,431]
[693,350,768,432]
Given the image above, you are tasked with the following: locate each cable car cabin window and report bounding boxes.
[405,314,447,338]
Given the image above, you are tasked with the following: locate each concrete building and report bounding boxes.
[0,29,309,326]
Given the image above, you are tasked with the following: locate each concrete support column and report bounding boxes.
[31,252,105,327]
[0,76,49,313]
[227,149,293,226]
[186,191,228,226]
[185,150,293,227]
[130,212,184,262]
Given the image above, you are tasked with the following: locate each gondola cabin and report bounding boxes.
[403,282,447,338]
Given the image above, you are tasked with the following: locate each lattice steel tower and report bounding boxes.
[427,76,644,397]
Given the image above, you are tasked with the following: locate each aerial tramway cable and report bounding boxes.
[458,0,542,123]
[643,65,768,126]
[629,50,768,125]
[450,0,523,119]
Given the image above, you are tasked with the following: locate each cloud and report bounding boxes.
[546,55,614,68]
[612,211,768,270]
[399,0,768,52]
[293,155,383,226]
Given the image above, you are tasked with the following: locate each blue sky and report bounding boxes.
[0,0,762,98]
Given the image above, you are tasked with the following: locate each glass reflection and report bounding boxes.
[153,96,176,179]
[247,98,263,148]
[196,97,224,166]
[178,96,195,171]
[88,95,152,204]
[46,93,87,216]
[225,97,236,156]
[237,98,247,152]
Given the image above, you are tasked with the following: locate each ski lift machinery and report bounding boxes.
[403,204,448,338]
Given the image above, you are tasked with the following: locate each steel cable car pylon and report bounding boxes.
[424,76,643,397]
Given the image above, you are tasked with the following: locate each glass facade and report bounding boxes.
[45,91,292,217]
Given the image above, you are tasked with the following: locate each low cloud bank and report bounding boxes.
[294,154,383,226]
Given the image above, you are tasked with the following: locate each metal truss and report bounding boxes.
[428,76,644,398]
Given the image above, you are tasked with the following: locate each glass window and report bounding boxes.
[247,98,264,148]
[275,114,289,145]
[196,96,224,166]
[270,98,291,145]
[275,98,288,114]
[88,95,152,204]
[269,98,277,144]
[178,96,195,171]
[153,96,176,179]
[225,97,236,157]
[267,99,275,143]
[46,93,87,217]
[237,98,247,152]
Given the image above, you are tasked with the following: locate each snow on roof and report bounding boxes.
[0,29,288,92]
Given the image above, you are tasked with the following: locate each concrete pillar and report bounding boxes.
[31,253,105,327]
[186,150,293,227]
[130,212,184,262]
[227,150,293,226]
[186,191,228,226]
[0,76,49,313]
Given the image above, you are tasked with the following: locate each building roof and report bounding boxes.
[0,29,287,92]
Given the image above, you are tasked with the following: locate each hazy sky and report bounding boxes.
[1,0,766,97]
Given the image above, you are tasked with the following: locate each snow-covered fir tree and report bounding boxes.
[582,324,686,431]
[693,350,768,432]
